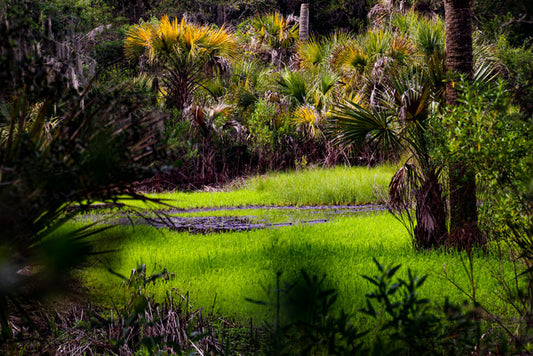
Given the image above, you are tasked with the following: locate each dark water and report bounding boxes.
[86,204,387,233]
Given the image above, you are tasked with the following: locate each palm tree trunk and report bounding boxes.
[414,171,448,249]
[299,3,310,42]
[444,0,482,246]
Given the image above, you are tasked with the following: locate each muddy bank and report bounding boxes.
[86,204,387,234]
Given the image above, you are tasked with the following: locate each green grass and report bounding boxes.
[120,165,397,210]
[81,212,516,325]
[75,164,517,336]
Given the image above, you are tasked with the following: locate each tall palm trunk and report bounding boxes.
[299,3,310,42]
[444,0,482,247]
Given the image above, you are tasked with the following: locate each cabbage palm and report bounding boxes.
[125,15,237,113]
[331,68,447,248]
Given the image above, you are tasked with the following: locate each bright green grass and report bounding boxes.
[120,165,397,210]
[81,212,516,324]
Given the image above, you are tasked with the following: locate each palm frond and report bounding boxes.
[330,99,401,152]
[473,39,502,84]
[293,104,322,138]
[414,17,445,59]
[277,69,308,104]
[124,22,154,60]
[297,36,331,69]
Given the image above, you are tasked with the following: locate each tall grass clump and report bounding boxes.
[135,164,397,209]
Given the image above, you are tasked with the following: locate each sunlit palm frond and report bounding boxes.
[389,35,414,64]
[157,15,178,44]
[297,36,332,69]
[335,43,369,75]
[361,29,393,60]
[248,12,298,50]
[206,25,238,59]
[392,10,421,34]
[124,23,154,60]
[293,104,322,138]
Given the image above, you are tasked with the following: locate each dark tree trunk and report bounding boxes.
[444,0,483,248]
[444,0,473,104]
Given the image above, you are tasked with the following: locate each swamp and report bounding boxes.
[1,0,532,354]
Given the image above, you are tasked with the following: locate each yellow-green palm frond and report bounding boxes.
[293,104,323,138]
[124,22,155,60]
[361,29,393,59]
[297,36,332,69]
[389,35,414,64]
[248,12,298,49]
[335,43,369,75]
[351,92,368,108]
[391,10,421,35]
[204,25,238,59]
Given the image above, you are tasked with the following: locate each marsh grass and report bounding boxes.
[80,212,515,327]
[120,165,397,210]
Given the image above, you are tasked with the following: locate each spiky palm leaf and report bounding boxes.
[293,104,323,138]
[248,12,299,50]
[330,99,401,154]
[297,36,332,69]
[277,69,309,105]
[414,17,445,60]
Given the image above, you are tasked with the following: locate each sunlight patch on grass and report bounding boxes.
[81,212,516,323]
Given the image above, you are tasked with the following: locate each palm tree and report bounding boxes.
[124,15,237,113]
[330,11,447,248]
[330,9,495,248]
[443,0,481,242]
[331,68,448,248]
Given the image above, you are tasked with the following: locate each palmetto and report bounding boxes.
[125,15,237,112]
[241,12,299,67]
